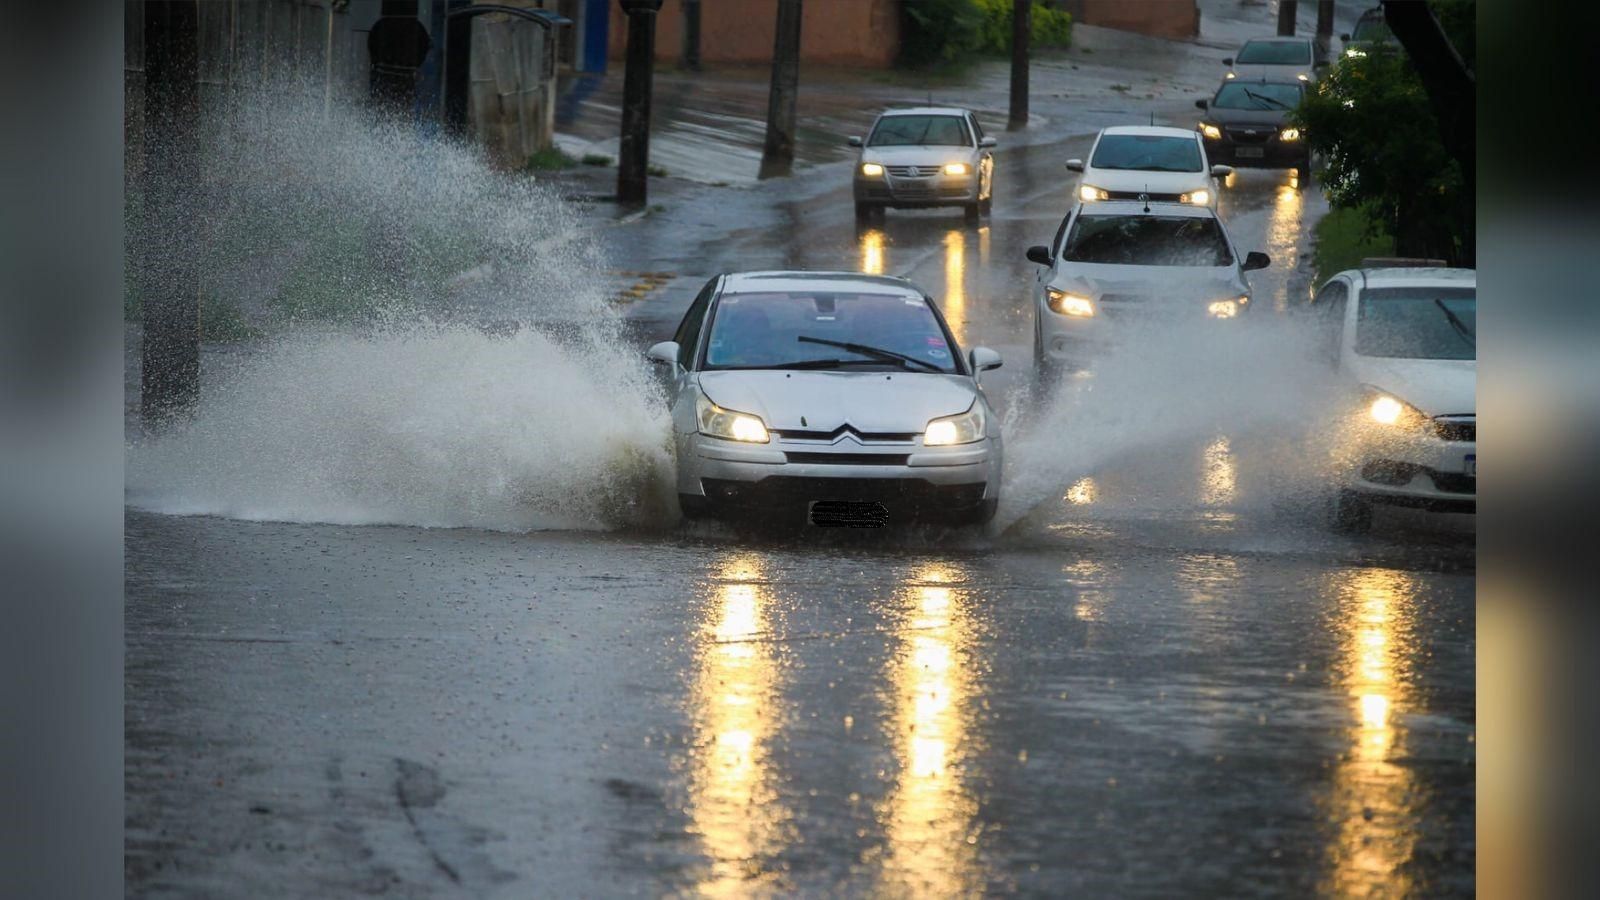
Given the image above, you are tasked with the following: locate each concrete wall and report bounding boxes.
[1064,0,1199,40]
[609,0,900,68]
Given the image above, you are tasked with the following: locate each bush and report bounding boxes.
[900,0,1071,68]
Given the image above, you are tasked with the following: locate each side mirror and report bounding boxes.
[1210,164,1233,178]
[969,346,1003,372]
[979,136,997,148]
[1065,158,1084,172]
[1243,251,1271,272]
[1194,99,1208,110]
[1222,57,1233,66]
[847,136,863,147]
[1026,245,1053,266]
[646,340,680,366]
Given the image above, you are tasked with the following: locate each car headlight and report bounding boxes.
[1362,388,1428,430]
[1346,48,1366,58]
[1207,297,1243,319]
[1279,127,1301,141]
[1046,288,1095,317]
[924,404,986,446]
[861,162,884,177]
[1225,71,1236,79]
[1297,73,1310,82]
[1078,184,1108,202]
[1180,189,1211,206]
[943,162,971,176]
[696,393,770,443]
[1199,123,1222,140]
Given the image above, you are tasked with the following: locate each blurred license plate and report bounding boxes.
[1464,455,1476,477]
[1236,147,1264,158]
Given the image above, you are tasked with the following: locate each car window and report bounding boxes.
[1314,279,1349,361]
[674,277,719,368]
[969,114,985,141]
[1090,135,1203,173]
[1212,82,1303,111]
[1355,287,1476,360]
[868,115,972,147]
[702,291,960,373]
[1063,214,1233,267]
[1236,40,1311,64]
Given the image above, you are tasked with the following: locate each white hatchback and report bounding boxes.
[1308,266,1476,530]
[1066,126,1231,208]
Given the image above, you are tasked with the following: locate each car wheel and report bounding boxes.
[979,192,993,217]
[963,202,981,225]
[1033,325,1059,389]
[1331,489,1373,533]
[679,493,714,521]
[854,201,874,224]
[1298,154,1314,186]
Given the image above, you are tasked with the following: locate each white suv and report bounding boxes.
[1308,265,1476,530]
[1066,126,1231,208]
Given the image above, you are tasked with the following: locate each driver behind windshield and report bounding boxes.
[704,293,957,372]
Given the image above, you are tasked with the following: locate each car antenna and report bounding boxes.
[1150,110,1155,126]
[1143,184,1151,213]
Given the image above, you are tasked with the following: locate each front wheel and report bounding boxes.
[963,202,981,225]
[1331,489,1373,533]
[854,201,875,224]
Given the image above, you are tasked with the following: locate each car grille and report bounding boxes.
[1429,472,1476,494]
[1433,417,1475,442]
[1104,190,1183,202]
[885,165,934,177]
[809,500,890,528]
[785,452,910,466]
[775,427,917,444]
[1226,127,1272,144]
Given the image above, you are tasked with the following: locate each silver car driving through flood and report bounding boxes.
[850,107,996,225]
[647,271,1004,527]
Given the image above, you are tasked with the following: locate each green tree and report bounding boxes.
[899,0,1070,68]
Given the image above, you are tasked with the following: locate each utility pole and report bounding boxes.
[141,0,202,426]
[1314,0,1335,61]
[617,0,663,206]
[1277,0,1298,36]
[682,0,702,71]
[1007,0,1030,131]
[759,0,803,179]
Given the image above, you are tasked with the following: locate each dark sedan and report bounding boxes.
[1194,80,1310,174]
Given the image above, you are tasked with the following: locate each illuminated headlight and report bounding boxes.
[943,162,971,176]
[924,404,986,446]
[1225,71,1236,79]
[1046,288,1095,317]
[1346,48,1366,58]
[696,394,769,443]
[1279,127,1302,141]
[1297,73,1310,82]
[1199,123,1222,140]
[860,162,884,177]
[1180,189,1211,206]
[1363,389,1427,429]
[1207,297,1242,319]
[1078,184,1109,202]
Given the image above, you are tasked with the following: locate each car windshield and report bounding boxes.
[1352,16,1392,42]
[1236,40,1311,64]
[1090,135,1203,172]
[868,115,971,147]
[1212,82,1303,110]
[1355,287,1477,360]
[1062,214,1233,267]
[702,291,960,372]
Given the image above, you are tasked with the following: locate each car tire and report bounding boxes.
[963,202,981,225]
[1033,325,1060,390]
[679,493,715,521]
[1298,154,1314,186]
[979,189,993,217]
[1331,489,1373,533]
[854,201,875,224]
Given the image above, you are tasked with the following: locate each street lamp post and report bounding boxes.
[617,0,663,206]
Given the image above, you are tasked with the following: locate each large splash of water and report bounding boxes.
[127,92,677,531]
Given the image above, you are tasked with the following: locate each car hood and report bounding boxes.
[1230,63,1310,81]
[1050,262,1247,301]
[860,146,977,167]
[1081,168,1210,195]
[1348,356,1477,417]
[1208,106,1292,128]
[698,370,978,433]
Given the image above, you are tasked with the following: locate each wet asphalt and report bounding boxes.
[126,8,1473,896]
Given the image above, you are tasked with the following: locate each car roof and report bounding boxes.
[1099,125,1198,139]
[1341,267,1476,289]
[720,271,928,297]
[877,106,971,118]
[1075,200,1215,219]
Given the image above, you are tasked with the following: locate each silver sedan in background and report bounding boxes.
[850,107,996,225]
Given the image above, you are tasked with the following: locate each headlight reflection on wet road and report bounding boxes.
[943,230,969,346]
[686,554,791,897]
[860,228,886,275]
[1323,567,1420,896]
[877,563,986,895]
[1265,176,1304,312]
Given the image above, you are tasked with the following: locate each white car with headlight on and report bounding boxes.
[1065,126,1232,208]
[648,271,1004,527]
[850,107,996,225]
[1309,265,1476,530]
[1026,201,1270,378]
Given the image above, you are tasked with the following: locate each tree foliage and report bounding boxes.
[1293,42,1472,264]
[900,0,1072,68]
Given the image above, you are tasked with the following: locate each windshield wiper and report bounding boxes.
[796,336,944,372]
[1242,88,1291,110]
[1434,299,1476,347]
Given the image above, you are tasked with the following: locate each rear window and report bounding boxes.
[1062,214,1233,267]
[1090,135,1202,173]
[1236,40,1311,64]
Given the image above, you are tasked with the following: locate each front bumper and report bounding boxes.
[1342,433,1476,513]
[677,431,1001,521]
[1202,134,1306,169]
[855,172,977,208]
[1037,296,1249,361]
